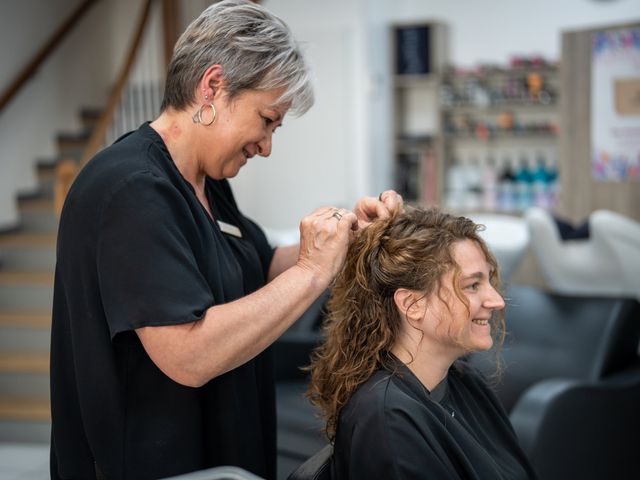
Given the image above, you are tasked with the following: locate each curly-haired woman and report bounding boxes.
[308,207,537,479]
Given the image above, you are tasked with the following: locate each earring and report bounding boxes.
[192,103,217,126]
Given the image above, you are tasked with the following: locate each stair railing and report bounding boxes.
[0,0,100,114]
[54,0,166,214]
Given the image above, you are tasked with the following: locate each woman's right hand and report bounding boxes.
[296,206,358,286]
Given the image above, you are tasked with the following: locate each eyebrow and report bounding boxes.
[461,272,485,281]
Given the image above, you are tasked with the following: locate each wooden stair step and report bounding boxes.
[0,352,49,374]
[0,312,50,328]
[0,272,54,285]
[0,397,50,421]
[80,107,103,131]
[37,163,57,181]
[18,197,55,213]
[0,233,56,247]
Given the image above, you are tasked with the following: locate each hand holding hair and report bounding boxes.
[354,190,404,229]
[296,206,358,287]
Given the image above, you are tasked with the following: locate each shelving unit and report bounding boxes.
[391,21,561,214]
[438,64,561,213]
[391,22,448,205]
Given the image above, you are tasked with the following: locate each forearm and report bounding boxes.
[268,244,300,281]
[137,263,327,387]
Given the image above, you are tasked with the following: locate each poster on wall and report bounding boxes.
[591,27,640,182]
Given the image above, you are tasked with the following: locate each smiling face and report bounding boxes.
[200,86,287,179]
[425,239,505,358]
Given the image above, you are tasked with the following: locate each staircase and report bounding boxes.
[0,108,100,444]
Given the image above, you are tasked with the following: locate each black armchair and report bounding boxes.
[510,364,640,479]
[286,445,333,480]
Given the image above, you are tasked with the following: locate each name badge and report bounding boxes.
[217,220,242,238]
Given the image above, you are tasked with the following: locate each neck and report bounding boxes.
[391,341,458,392]
[150,109,206,193]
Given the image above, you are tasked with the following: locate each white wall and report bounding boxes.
[230,0,639,233]
[368,0,640,67]
[231,0,373,230]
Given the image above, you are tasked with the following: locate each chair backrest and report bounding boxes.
[592,209,640,300]
[510,365,640,480]
[287,444,333,480]
[469,285,640,412]
[524,207,629,296]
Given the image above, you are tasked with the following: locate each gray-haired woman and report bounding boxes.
[50,1,402,479]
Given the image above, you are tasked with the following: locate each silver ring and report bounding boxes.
[332,211,343,221]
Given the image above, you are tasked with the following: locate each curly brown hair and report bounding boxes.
[306,207,505,441]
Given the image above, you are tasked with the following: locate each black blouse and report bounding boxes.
[51,123,277,479]
[331,358,538,479]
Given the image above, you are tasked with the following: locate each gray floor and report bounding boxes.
[0,443,49,480]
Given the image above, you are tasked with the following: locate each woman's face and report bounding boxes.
[426,239,505,357]
[201,87,287,179]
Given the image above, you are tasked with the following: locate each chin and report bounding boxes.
[463,335,493,354]
[475,336,494,351]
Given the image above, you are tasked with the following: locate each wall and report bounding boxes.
[230,0,372,231]
[229,0,639,233]
[0,0,145,228]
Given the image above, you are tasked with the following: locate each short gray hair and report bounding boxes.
[161,0,314,116]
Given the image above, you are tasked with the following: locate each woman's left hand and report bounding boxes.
[353,190,403,229]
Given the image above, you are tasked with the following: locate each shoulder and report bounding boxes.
[340,368,433,431]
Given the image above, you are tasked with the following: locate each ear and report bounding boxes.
[394,288,427,324]
[199,65,226,102]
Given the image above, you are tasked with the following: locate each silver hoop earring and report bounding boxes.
[192,103,217,126]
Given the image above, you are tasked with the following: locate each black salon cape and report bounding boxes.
[50,123,277,479]
[332,359,537,479]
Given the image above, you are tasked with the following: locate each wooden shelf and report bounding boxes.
[443,133,557,143]
[442,102,558,112]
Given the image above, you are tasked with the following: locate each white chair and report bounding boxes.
[465,213,530,281]
[590,209,640,300]
[524,207,631,297]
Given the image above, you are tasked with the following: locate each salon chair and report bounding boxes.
[468,284,640,413]
[591,209,640,301]
[468,284,640,477]
[510,363,640,479]
[287,444,333,480]
[524,207,631,297]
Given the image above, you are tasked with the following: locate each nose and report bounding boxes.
[257,131,273,157]
[483,285,506,311]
